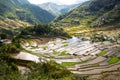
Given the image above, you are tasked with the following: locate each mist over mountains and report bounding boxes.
[38,2,80,16]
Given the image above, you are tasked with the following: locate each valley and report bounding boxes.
[38,2,79,16]
[0,0,120,80]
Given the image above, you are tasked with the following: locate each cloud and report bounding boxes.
[28,0,89,5]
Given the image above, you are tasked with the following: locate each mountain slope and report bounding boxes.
[38,2,79,16]
[0,0,55,26]
[54,0,120,27]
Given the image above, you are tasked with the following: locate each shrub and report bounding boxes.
[0,60,24,80]
[20,24,70,37]
[27,61,71,79]
[0,43,20,54]
[0,33,9,39]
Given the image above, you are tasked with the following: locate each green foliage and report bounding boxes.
[42,46,48,50]
[0,53,72,80]
[97,50,107,56]
[108,57,119,64]
[12,37,22,49]
[0,61,25,80]
[0,36,72,79]
[61,62,80,66]
[53,50,69,56]
[54,0,120,27]
[91,32,105,42]
[53,50,59,55]
[0,35,21,54]
[62,41,69,46]
[0,0,55,24]
[27,61,72,79]
[0,43,20,54]
[72,74,88,80]
[61,58,92,66]
[59,50,69,56]
[0,53,27,80]
[52,41,56,45]
[20,24,70,37]
[0,33,9,39]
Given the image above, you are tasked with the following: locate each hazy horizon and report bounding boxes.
[28,0,89,5]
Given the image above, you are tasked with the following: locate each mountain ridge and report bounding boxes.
[54,0,120,27]
[38,2,79,16]
[0,0,55,28]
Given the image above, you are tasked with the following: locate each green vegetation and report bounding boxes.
[53,50,70,56]
[42,46,48,50]
[108,57,120,64]
[0,0,54,26]
[20,24,70,37]
[59,50,70,56]
[0,33,72,79]
[52,41,56,45]
[0,0,120,79]
[61,58,92,66]
[27,61,72,80]
[97,50,107,56]
[0,57,72,80]
[12,37,22,49]
[0,59,24,80]
[30,46,38,49]
[0,33,9,39]
[53,50,59,55]
[62,41,69,46]
[0,36,23,79]
[0,37,21,54]
[0,43,20,54]
[54,0,120,27]
[62,62,80,66]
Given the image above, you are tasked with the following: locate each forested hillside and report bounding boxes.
[0,0,54,27]
[54,0,120,27]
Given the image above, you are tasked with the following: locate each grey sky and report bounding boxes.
[28,0,89,5]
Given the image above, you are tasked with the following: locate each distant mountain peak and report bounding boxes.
[38,2,80,16]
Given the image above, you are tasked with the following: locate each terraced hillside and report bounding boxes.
[53,0,120,37]
[54,0,120,27]
[63,24,120,36]
[20,37,120,79]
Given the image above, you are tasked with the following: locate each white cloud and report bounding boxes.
[28,0,89,5]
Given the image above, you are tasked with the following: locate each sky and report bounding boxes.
[28,0,89,5]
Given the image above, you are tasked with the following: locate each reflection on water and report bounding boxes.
[14,52,40,63]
